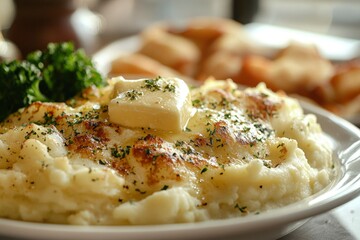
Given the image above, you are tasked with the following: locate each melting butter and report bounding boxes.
[108,77,194,132]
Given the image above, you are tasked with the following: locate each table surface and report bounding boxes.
[280,195,360,240]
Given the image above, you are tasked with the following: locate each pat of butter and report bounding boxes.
[108,77,193,132]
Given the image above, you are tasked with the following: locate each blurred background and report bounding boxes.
[0,0,360,59]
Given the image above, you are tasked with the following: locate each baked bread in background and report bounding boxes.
[110,17,360,121]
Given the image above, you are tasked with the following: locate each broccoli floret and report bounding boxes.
[0,42,104,122]
[0,61,49,121]
[27,42,104,102]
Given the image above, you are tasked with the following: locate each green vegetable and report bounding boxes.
[0,42,104,122]
[0,61,48,121]
[27,42,103,101]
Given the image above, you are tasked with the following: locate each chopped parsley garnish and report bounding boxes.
[234,203,248,213]
[124,89,143,100]
[164,83,176,93]
[98,159,107,165]
[111,145,131,159]
[141,76,176,93]
[142,77,162,92]
[161,185,169,191]
[192,99,203,108]
[201,167,208,174]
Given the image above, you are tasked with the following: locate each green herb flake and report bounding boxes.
[142,77,161,92]
[234,203,248,213]
[192,99,203,108]
[201,167,208,174]
[161,185,169,191]
[124,89,143,100]
[111,146,131,159]
[98,159,107,165]
[164,83,176,93]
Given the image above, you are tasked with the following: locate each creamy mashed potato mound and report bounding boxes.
[0,77,333,225]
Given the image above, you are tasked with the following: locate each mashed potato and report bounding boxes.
[0,77,333,225]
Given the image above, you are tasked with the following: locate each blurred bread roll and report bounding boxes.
[107,17,360,120]
[111,53,182,78]
[331,59,360,103]
[197,51,242,81]
[241,42,334,94]
[138,24,200,77]
[110,53,197,86]
[172,17,245,53]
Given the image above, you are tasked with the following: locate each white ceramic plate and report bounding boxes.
[0,101,359,240]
